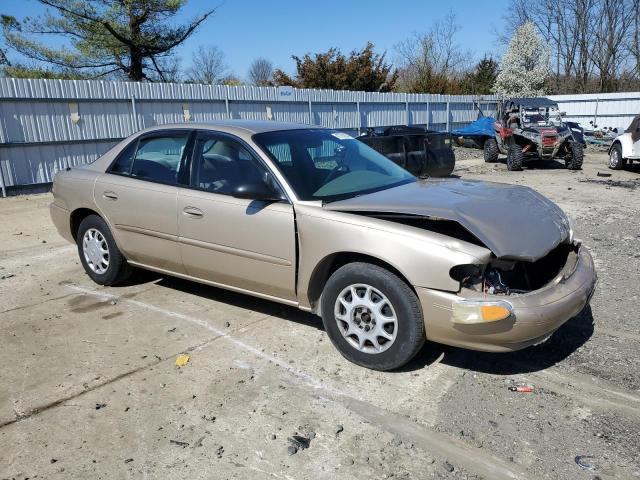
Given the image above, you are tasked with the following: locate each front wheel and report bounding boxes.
[609,144,626,170]
[77,215,132,286]
[483,138,499,163]
[506,143,523,171]
[566,142,584,170]
[321,262,425,371]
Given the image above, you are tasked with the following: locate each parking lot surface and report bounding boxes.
[1,150,639,479]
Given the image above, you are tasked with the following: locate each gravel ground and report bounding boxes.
[1,149,639,479]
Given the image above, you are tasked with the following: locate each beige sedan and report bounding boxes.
[50,121,597,370]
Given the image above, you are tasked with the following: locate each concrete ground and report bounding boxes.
[1,150,639,479]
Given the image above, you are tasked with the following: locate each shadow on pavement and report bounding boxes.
[439,304,595,375]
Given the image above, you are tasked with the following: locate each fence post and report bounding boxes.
[426,101,430,129]
[405,99,410,126]
[308,98,313,125]
[445,101,450,132]
[356,100,361,134]
[0,162,6,198]
[130,96,139,131]
[594,97,599,128]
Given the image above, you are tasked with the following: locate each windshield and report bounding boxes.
[253,129,415,202]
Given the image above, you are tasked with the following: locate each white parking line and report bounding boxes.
[65,282,527,480]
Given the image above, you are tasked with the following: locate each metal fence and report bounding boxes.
[548,92,640,133]
[0,78,500,196]
[1,77,638,197]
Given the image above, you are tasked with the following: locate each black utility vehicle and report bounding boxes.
[484,97,585,171]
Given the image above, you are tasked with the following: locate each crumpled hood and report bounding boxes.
[324,179,570,262]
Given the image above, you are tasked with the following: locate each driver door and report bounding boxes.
[177,132,297,301]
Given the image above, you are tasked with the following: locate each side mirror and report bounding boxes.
[232,181,284,202]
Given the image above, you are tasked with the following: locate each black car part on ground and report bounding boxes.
[357,126,455,178]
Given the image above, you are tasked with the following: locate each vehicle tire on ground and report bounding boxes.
[608,143,626,170]
[566,142,584,170]
[483,137,499,163]
[320,262,425,371]
[77,214,132,286]
[506,143,523,171]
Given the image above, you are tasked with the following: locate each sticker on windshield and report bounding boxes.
[331,132,354,140]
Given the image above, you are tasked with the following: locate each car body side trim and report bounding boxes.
[125,260,306,309]
[178,236,292,267]
[115,224,177,242]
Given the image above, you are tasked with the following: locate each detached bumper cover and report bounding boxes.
[418,245,597,352]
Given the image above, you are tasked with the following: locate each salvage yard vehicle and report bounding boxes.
[483,97,585,171]
[608,114,640,170]
[357,125,455,177]
[50,121,597,371]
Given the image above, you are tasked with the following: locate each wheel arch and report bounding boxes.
[70,207,102,241]
[306,251,417,315]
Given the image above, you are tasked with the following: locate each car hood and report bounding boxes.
[324,179,570,262]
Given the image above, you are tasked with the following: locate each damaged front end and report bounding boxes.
[451,241,579,296]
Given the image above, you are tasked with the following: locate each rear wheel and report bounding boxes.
[566,142,584,170]
[506,143,523,171]
[77,215,132,286]
[483,138,499,163]
[609,144,626,170]
[321,262,425,371]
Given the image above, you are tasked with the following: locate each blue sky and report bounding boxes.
[1,0,508,79]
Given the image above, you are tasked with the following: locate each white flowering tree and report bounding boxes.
[493,21,550,97]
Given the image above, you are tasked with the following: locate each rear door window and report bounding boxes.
[130,134,190,185]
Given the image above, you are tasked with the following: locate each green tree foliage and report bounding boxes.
[461,56,498,94]
[273,42,398,92]
[1,0,215,81]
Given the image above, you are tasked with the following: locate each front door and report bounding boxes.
[177,132,297,301]
[94,130,192,273]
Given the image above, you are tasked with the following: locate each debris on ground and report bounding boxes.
[575,455,596,470]
[288,435,311,451]
[215,445,224,458]
[0,273,15,280]
[596,172,612,177]
[443,460,455,473]
[95,403,107,410]
[167,327,176,333]
[287,445,298,455]
[508,386,534,393]
[169,440,189,448]
[175,354,190,367]
[124,458,133,463]
[224,321,231,328]
[335,424,344,435]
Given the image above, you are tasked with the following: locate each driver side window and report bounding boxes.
[130,134,189,185]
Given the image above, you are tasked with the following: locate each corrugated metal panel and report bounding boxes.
[3,78,637,193]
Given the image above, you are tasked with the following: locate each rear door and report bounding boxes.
[94,130,193,273]
[177,131,297,300]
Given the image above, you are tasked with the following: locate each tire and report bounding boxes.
[483,138,499,163]
[506,143,523,171]
[566,142,584,170]
[609,143,626,170]
[77,214,132,286]
[320,262,425,371]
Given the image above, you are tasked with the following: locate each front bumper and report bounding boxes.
[417,244,597,352]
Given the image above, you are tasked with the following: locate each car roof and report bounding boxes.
[137,120,323,136]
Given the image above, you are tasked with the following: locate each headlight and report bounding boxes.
[451,299,513,324]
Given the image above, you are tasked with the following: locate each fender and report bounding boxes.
[609,136,635,159]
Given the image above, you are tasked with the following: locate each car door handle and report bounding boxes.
[102,191,118,200]
[183,206,204,218]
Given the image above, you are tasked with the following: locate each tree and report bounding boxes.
[186,45,227,84]
[1,0,215,81]
[461,56,498,94]
[273,42,397,92]
[493,21,550,96]
[395,13,469,94]
[247,57,274,86]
